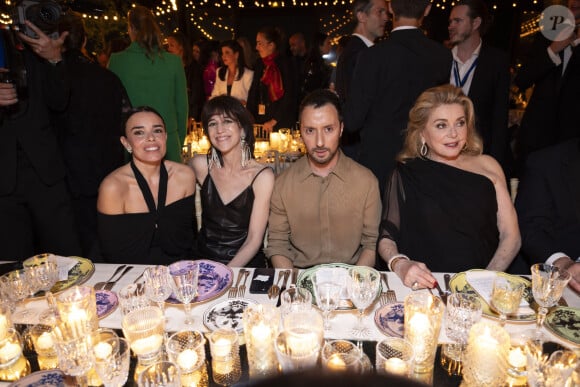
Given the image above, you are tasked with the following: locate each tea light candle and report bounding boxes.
[93,341,113,360]
[327,353,347,371]
[214,359,234,375]
[177,349,199,370]
[213,338,232,358]
[384,357,409,376]
[475,327,499,353]
[131,334,164,356]
[36,332,53,351]
[508,347,526,369]
[0,341,22,364]
[286,331,317,356]
[270,132,280,150]
[251,322,271,343]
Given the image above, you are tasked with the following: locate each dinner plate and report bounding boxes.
[374,302,404,338]
[449,270,536,323]
[545,306,580,346]
[22,255,95,297]
[7,369,73,387]
[95,289,118,320]
[167,260,233,305]
[203,298,258,333]
[296,263,381,310]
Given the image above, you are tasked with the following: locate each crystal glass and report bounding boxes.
[376,337,414,377]
[30,324,58,370]
[122,306,165,366]
[525,339,578,387]
[170,267,199,325]
[138,361,181,387]
[0,303,12,342]
[56,286,98,333]
[275,330,320,372]
[0,328,31,381]
[52,322,95,387]
[166,330,208,387]
[462,321,510,386]
[282,308,324,345]
[321,340,362,373]
[280,286,312,320]
[243,304,280,379]
[209,328,242,386]
[347,266,380,338]
[490,276,525,326]
[28,260,58,292]
[531,264,571,340]
[118,283,151,316]
[312,272,343,330]
[2,270,32,322]
[143,266,173,319]
[404,292,444,373]
[93,337,131,387]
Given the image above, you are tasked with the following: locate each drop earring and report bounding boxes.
[241,135,251,167]
[420,141,428,157]
[208,147,221,170]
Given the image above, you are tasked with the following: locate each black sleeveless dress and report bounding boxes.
[97,161,195,264]
[196,167,269,267]
[380,158,499,272]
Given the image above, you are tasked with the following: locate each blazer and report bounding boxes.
[515,138,580,263]
[109,42,188,163]
[211,67,254,104]
[344,28,452,192]
[467,44,511,171]
[335,35,368,104]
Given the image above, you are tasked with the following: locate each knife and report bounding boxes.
[434,280,448,304]
[444,274,452,293]
[276,270,291,307]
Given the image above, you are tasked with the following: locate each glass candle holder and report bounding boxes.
[209,328,242,386]
[88,328,119,387]
[137,361,181,387]
[93,337,131,387]
[507,332,530,384]
[30,324,58,370]
[242,304,280,379]
[280,286,312,320]
[0,328,30,381]
[321,340,362,373]
[118,283,151,316]
[166,330,208,387]
[462,321,510,386]
[275,330,320,372]
[0,303,12,342]
[122,306,165,367]
[376,337,414,377]
[282,308,324,345]
[56,285,98,333]
[403,292,444,373]
[52,322,95,387]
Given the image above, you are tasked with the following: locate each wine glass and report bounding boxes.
[143,266,173,319]
[93,337,131,387]
[490,276,524,326]
[2,270,33,321]
[312,272,342,330]
[170,267,199,325]
[347,266,380,338]
[530,264,571,341]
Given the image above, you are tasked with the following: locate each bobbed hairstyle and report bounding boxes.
[201,96,256,166]
[122,106,165,137]
[299,89,343,124]
[398,84,482,162]
[128,5,163,60]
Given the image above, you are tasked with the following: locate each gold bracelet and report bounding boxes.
[388,254,409,272]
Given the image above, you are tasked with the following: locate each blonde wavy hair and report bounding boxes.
[398,84,483,162]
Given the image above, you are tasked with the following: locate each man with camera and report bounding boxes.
[0,17,81,260]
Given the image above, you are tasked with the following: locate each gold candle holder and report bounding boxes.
[56,285,98,334]
[376,337,414,377]
[209,328,242,386]
[404,292,444,374]
[122,306,165,367]
[30,324,58,370]
[166,330,209,387]
[462,321,510,386]
[0,328,30,381]
[0,303,12,342]
[243,304,280,379]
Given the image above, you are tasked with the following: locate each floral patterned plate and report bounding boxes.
[22,255,94,297]
[203,298,258,333]
[8,369,74,387]
[374,302,404,338]
[166,260,233,305]
[545,306,580,346]
[95,290,118,319]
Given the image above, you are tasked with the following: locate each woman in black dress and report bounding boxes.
[378,85,520,289]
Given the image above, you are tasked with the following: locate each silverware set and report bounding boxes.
[94,265,134,291]
[380,272,397,305]
[268,270,290,299]
[229,269,251,298]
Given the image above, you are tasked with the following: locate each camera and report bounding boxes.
[12,0,64,39]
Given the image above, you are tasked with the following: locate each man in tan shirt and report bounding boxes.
[266,89,381,269]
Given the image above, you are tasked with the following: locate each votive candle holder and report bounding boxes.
[243,304,280,379]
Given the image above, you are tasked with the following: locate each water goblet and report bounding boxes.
[170,267,199,325]
[530,264,571,341]
[312,273,342,331]
[347,266,380,338]
[138,361,181,387]
[118,283,151,316]
[143,266,173,318]
[92,337,131,387]
[490,276,524,326]
[280,286,312,320]
[2,270,33,322]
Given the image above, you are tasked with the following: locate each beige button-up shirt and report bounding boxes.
[265,151,381,268]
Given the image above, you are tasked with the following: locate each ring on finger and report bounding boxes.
[411,281,419,291]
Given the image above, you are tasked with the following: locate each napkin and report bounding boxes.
[465,270,534,315]
[53,255,79,281]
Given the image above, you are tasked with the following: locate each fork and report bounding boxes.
[104,266,133,291]
[237,270,251,298]
[380,272,397,305]
[229,269,247,298]
[268,271,286,299]
[94,265,126,290]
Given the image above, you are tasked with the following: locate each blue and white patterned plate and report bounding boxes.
[8,369,72,387]
[374,302,404,338]
[95,289,118,319]
[203,298,258,333]
[167,260,233,305]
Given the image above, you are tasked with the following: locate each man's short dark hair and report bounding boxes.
[352,0,375,22]
[299,89,343,123]
[456,0,490,36]
[390,0,430,20]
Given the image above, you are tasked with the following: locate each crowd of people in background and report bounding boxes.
[0,0,578,292]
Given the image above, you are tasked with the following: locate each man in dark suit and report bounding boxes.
[448,0,511,175]
[336,0,388,158]
[514,0,580,171]
[0,20,81,260]
[515,138,580,271]
[344,0,452,193]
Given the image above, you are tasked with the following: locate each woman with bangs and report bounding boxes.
[189,96,274,267]
[378,85,520,290]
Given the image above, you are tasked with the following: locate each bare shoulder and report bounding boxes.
[465,155,505,185]
[189,154,208,182]
[165,160,196,184]
[98,165,130,213]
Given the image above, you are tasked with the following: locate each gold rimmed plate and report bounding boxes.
[22,255,95,297]
[545,306,580,346]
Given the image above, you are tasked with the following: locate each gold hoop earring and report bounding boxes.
[420,141,428,157]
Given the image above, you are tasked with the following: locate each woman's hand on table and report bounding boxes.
[394,259,436,290]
